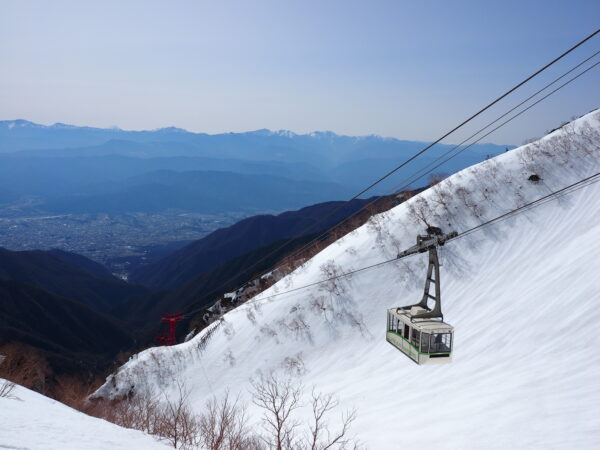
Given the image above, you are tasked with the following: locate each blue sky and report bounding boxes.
[1,0,599,145]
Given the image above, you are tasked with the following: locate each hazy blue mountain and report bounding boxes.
[0,119,509,164]
[0,119,510,215]
[0,154,328,200]
[41,170,352,214]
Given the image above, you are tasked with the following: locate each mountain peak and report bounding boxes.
[0,119,41,129]
[51,122,82,129]
[153,126,189,133]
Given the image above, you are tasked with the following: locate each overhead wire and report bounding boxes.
[244,172,600,305]
[383,58,600,193]
[181,29,600,318]
[260,48,600,270]
[451,172,600,241]
[185,169,600,317]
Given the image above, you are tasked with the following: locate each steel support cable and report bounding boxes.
[450,172,600,241]
[383,59,600,194]
[184,172,600,315]
[236,172,600,306]
[181,30,600,318]
[252,49,600,271]
[324,28,600,201]
[183,68,599,320]
[187,56,600,317]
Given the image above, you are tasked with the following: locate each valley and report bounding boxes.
[0,120,504,279]
[0,210,250,278]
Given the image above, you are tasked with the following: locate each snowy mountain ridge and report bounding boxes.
[94,110,600,449]
[0,119,462,144]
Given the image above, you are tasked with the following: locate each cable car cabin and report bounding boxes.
[387,306,453,364]
[386,228,458,364]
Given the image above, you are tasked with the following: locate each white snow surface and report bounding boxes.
[95,111,600,449]
[0,380,170,450]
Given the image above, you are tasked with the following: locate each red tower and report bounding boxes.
[156,312,183,346]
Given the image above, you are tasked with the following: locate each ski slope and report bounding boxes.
[0,380,170,450]
[95,110,600,449]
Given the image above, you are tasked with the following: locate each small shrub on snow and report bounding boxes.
[283,314,312,342]
[281,353,306,376]
[318,260,348,297]
[223,349,236,367]
[259,325,279,344]
[246,308,257,325]
[199,391,261,450]
[0,379,15,398]
[407,196,436,228]
[428,172,448,186]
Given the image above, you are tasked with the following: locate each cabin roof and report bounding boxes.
[388,307,453,333]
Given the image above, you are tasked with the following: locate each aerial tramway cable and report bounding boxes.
[261,49,600,271]
[179,29,600,320]
[237,172,600,306]
[383,58,600,195]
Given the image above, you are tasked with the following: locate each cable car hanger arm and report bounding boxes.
[396,228,457,321]
[396,229,458,259]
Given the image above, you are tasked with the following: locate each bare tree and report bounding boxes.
[319,261,347,297]
[157,381,201,449]
[428,172,448,186]
[0,379,15,398]
[87,383,202,449]
[260,324,280,343]
[224,349,236,367]
[281,354,306,377]
[199,391,262,450]
[90,375,363,450]
[251,374,302,450]
[304,390,358,450]
[453,185,485,219]
[246,308,258,324]
[406,196,435,228]
[251,375,362,450]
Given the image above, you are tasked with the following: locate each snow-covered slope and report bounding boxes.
[95,110,600,449]
[0,380,170,450]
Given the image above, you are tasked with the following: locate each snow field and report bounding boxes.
[0,380,171,450]
[95,110,600,449]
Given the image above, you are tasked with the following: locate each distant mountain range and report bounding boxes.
[0,119,511,372]
[0,119,511,161]
[42,170,352,215]
[0,119,510,216]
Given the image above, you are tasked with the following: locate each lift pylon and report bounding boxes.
[156,312,184,346]
[396,227,456,321]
